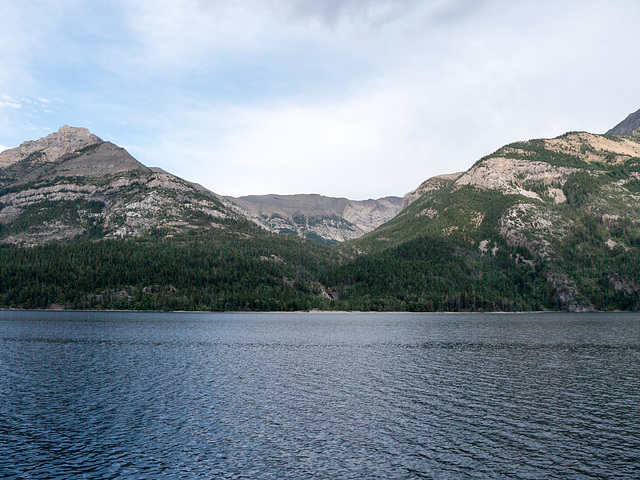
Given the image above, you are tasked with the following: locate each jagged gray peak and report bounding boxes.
[606,107,640,136]
[0,125,103,168]
[227,193,404,243]
[0,127,233,245]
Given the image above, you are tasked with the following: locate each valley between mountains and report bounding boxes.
[1,108,640,312]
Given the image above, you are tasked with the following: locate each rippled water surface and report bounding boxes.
[1,311,639,479]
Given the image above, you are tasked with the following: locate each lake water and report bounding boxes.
[0,311,638,479]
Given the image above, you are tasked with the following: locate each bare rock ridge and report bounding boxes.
[0,125,410,245]
[444,132,640,225]
[453,131,640,200]
[0,125,102,168]
[226,193,404,243]
[607,107,640,136]
[0,126,149,188]
[0,126,232,245]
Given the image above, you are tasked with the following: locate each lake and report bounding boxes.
[0,311,638,479]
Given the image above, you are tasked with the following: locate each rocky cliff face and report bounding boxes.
[226,194,404,244]
[0,127,234,245]
[454,132,640,197]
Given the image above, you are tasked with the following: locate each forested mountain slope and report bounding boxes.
[0,127,339,310]
[330,129,640,311]
[1,113,640,312]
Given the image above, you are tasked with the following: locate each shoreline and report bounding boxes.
[0,307,625,315]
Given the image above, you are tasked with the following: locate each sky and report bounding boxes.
[1,0,639,200]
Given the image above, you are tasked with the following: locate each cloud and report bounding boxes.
[139,76,508,199]
[116,0,491,76]
[109,0,640,199]
[0,94,22,109]
[281,0,421,28]
[2,0,640,200]
[213,96,418,197]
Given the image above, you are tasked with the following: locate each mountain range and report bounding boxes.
[0,126,407,246]
[1,109,639,312]
[225,194,404,244]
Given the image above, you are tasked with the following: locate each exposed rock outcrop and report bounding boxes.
[0,126,102,168]
[607,107,640,136]
[353,124,640,311]
[403,172,462,207]
[0,127,233,245]
[226,193,404,243]
[455,157,576,200]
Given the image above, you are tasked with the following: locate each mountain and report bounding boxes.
[607,107,640,136]
[1,114,640,312]
[0,126,405,246]
[224,174,469,244]
[0,125,101,169]
[0,126,236,245]
[332,129,640,311]
[0,126,337,311]
[226,193,404,244]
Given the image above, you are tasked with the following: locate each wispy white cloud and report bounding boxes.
[1,0,640,198]
[0,94,22,109]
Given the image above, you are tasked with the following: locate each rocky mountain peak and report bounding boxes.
[606,107,640,136]
[0,125,103,168]
[56,124,92,135]
[226,193,404,243]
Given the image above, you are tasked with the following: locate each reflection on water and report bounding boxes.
[1,311,639,479]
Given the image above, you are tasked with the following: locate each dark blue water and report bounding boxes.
[0,311,639,479]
